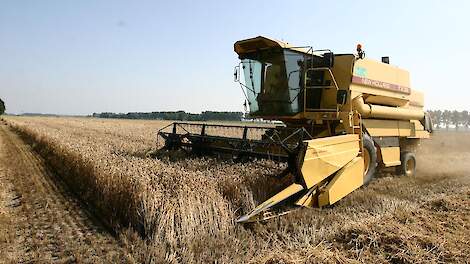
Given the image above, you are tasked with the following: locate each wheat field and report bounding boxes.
[4,116,470,263]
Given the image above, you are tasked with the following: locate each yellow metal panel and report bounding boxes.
[410,120,416,137]
[411,120,424,130]
[398,121,411,136]
[380,147,401,167]
[321,87,338,109]
[408,119,430,138]
[301,134,360,188]
[236,183,304,223]
[350,84,409,101]
[409,90,424,107]
[250,183,303,211]
[331,55,355,92]
[409,130,430,139]
[369,104,423,120]
[295,188,317,208]
[365,95,408,107]
[318,157,364,206]
[362,119,400,137]
[353,58,410,89]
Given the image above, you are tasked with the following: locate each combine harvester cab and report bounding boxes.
[158,36,432,223]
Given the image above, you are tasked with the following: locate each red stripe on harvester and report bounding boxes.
[351,76,411,94]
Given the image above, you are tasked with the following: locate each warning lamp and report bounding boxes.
[356,43,365,59]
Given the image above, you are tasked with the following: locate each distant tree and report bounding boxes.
[462,110,470,130]
[0,98,5,115]
[450,110,460,130]
[442,110,452,130]
[428,110,470,130]
[429,110,441,129]
[92,110,243,121]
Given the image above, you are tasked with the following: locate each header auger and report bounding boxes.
[157,36,431,223]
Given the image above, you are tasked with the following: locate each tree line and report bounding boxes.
[92,111,244,121]
[94,110,470,129]
[427,110,470,130]
[1,96,468,128]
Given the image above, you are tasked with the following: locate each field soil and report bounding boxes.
[0,123,131,263]
[2,116,470,263]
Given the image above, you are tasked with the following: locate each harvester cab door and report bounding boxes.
[304,67,339,112]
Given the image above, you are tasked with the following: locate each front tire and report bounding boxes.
[363,134,377,184]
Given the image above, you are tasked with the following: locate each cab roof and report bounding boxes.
[234,36,313,56]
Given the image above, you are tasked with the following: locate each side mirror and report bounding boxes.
[234,65,240,82]
[336,90,348,105]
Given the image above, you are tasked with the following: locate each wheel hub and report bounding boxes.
[405,158,415,176]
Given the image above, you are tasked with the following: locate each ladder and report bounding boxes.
[352,112,364,155]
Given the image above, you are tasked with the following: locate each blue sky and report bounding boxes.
[1,0,469,114]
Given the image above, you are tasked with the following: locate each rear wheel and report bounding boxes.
[396,152,416,177]
[363,134,377,184]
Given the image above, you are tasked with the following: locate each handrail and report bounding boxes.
[303,67,340,114]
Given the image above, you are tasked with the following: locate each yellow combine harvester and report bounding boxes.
[158,36,432,223]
